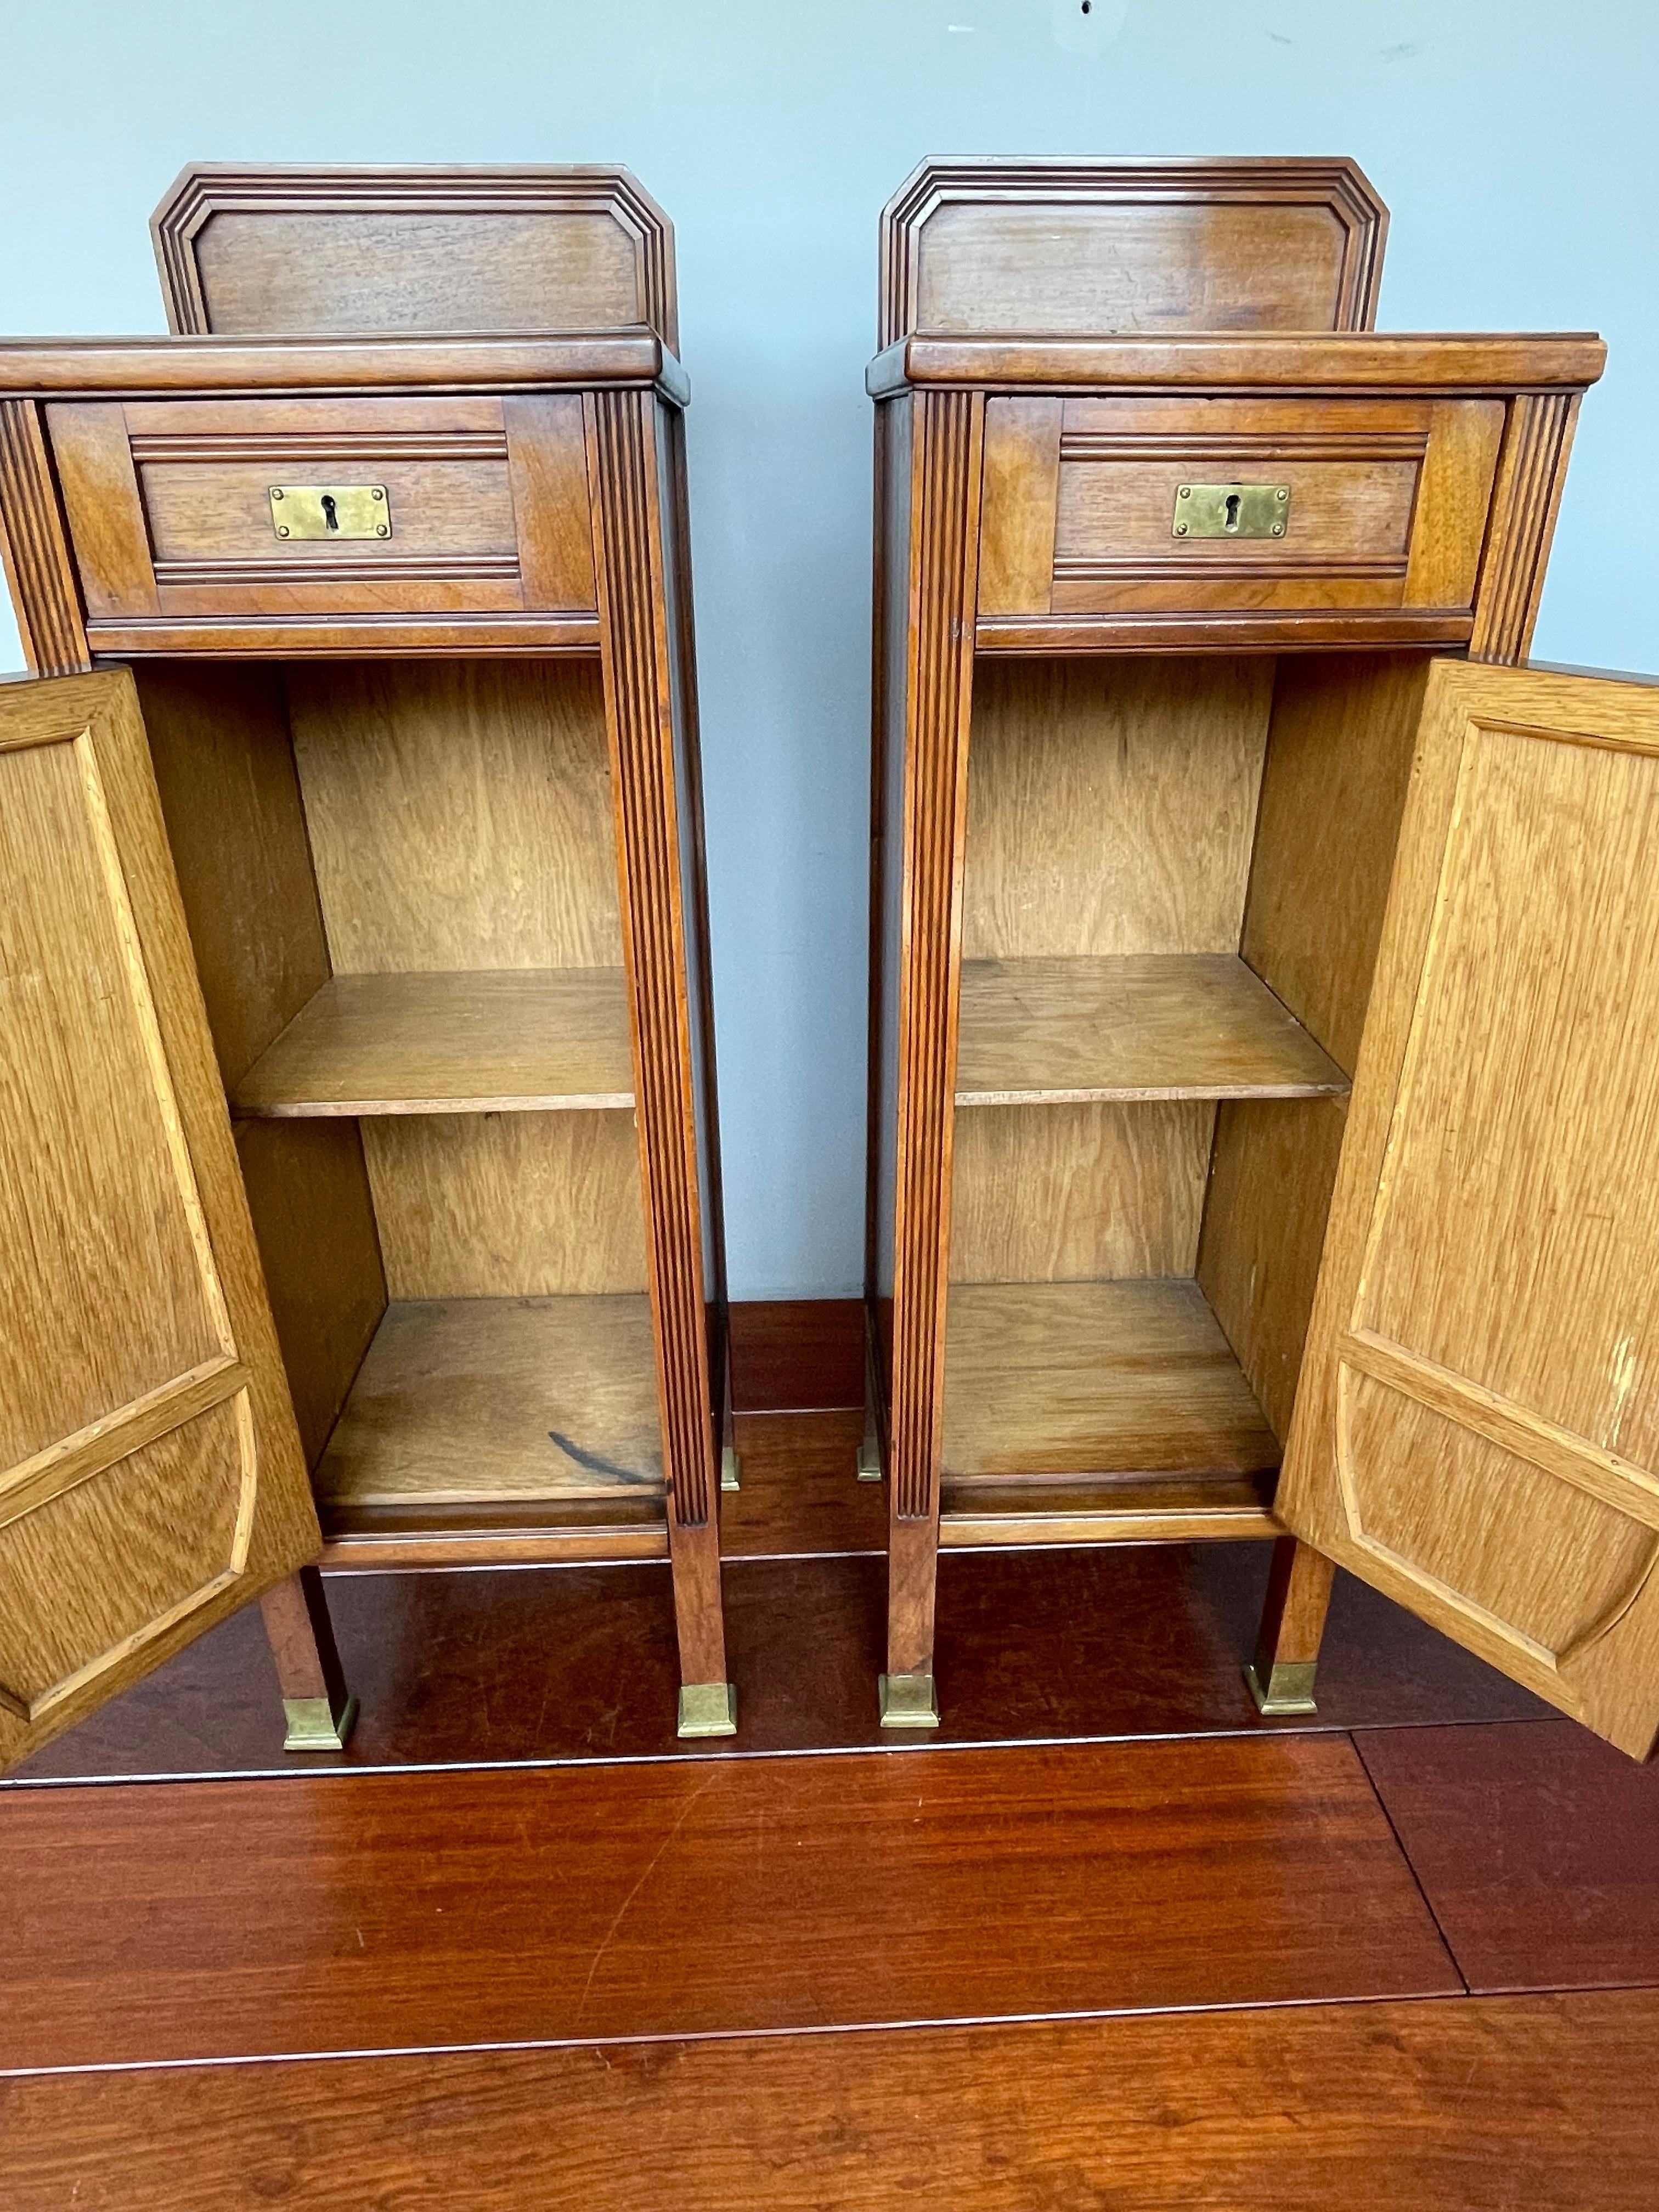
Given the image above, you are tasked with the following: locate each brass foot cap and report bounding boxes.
[855,1440,883,1483]
[678,1681,738,1738]
[1244,1660,1319,1717]
[281,1693,359,1753]
[720,1445,741,1492]
[879,1672,940,1728]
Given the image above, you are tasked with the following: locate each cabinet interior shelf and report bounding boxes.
[955,953,1349,1107]
[939,1279,1282,1547]
[314,1292,666,1533]
[232,968,635,1118]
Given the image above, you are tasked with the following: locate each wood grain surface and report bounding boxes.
[286,659,622,975]
[153,163,680,349]
[719,1410,887,1558]
[4,1414,1549,1785]
[0,670,320,1771]
[233,968,635,1116]
[879,157,1389,346]
[869,330,1606,399]
[1277,662,1659,1756]
[314,1294,664,1514]
[0,1733,1455,2068]
[133,659,330,1093]
[362,1110,649,1300]
[1358,1720,1659,1993]
[949,1098,1214,1282]
[940,1471,1277,1548]
[942,1279,1280,1479]
[962,657,1272,962]
[727,1300,865,1413]
[11,1990,1659,2212]
[956,952,1348,1103]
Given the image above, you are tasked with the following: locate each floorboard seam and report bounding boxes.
[1351,1728,1470,1995]
[0,1987,1486,2080]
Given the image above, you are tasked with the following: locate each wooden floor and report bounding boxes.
[2,1299,1656,2208]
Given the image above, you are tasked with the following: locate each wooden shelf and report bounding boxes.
[315,1294,666,1525]
[955,954,1349,1105]
[941,1278,1281,1486]
[233,969,635,1118]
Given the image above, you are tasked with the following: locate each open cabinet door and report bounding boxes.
[0,669,321,1773]
[1278,659,1659,1759]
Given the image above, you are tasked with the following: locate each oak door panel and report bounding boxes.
[0,669,319,1770]
[1278,661,1659,1758]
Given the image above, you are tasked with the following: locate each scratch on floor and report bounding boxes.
[573,1774,718,2023]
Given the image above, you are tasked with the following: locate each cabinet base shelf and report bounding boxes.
[943,1278,1282,1481]
[315,1295,668,1551]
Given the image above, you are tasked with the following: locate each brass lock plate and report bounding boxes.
[1172,483,1291,540]
[268,484,392,540]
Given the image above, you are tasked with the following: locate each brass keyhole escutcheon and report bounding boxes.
[1171,483,1291,540]
[268,484,393,540]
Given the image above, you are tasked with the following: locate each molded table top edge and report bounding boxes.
[866,331,1607,399]
[0,331,691,407]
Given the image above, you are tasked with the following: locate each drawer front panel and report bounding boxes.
[47,394,598,636]
[141,460,517,568]
[979,396,1505,625]
[1055,453,1420,601]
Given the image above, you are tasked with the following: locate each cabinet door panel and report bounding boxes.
[0,669,319,1769]
[1279,661,1659,1757]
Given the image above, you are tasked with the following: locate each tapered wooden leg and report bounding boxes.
[669,1513,735,1738]
[259,1565,357,1752]
[882,1514,941,1728]
[1247,1536,1336,1716]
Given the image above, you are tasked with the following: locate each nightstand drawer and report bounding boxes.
[46,394,597,642]
[979,395,1506,624]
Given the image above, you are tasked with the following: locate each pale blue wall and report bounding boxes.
[2,2,1654,1295]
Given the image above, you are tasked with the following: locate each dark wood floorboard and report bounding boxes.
[0,1735,1455,2068]
[721,1408,887,1555]
[1358,1720,1659,1994]
[729,1299,865,1412]
[8,1414,1546,1786]
[6,1990,1656,2211]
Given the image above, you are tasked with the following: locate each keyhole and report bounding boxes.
[320,493,340,532]
[1223,492,1242,533]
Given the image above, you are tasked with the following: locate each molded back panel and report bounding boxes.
[879,159,1388,346]
[153,165,678,348]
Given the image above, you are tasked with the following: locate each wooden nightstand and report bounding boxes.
[0,167,736,1766]
[865,160,1659,1761]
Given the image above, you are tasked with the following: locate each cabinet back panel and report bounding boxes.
[1199,651,1434,1440]
[911,202,1365,342]
[362,1111,648,1299]
[286,659,621,973]
[963,657,1273,960]
[950,1101,1212,1283]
